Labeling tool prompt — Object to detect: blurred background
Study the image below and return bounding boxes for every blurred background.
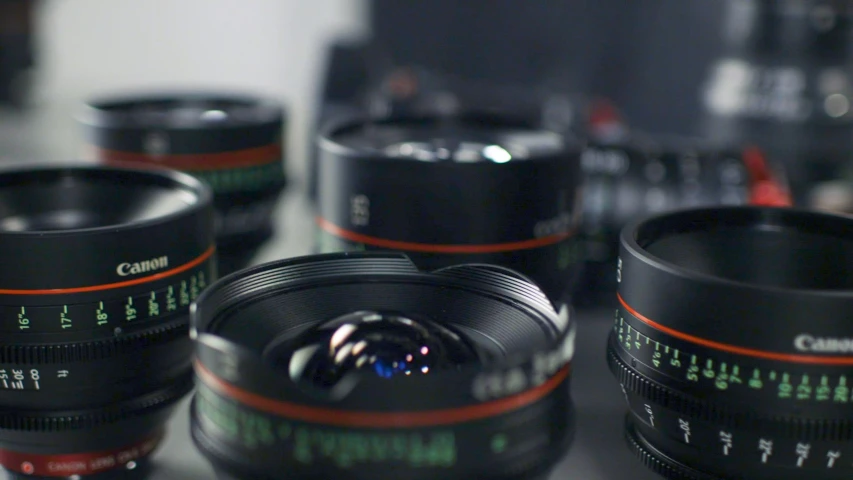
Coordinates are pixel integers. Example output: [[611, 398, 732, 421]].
[[1, 1, 851, 478]]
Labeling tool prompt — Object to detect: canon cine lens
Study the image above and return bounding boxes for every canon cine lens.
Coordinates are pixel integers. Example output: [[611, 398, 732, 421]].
[[0, 165, 215, 478], [578, 137, 791, 301], [190, 252, 575, 480], [79, 92, 286, 275], [607, 206, 853, 479], [315, 114, 583, 302]]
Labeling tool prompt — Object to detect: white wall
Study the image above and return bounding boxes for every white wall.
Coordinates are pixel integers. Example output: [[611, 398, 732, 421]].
[[28, 0, 368, 179]]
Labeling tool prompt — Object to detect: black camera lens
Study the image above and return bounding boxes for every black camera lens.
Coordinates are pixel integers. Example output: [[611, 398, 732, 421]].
[[315, 114, 583, 302], [0, 165, 215, 478], [607, 206, 853, 480], [190, 252, 575, 480], [78, 91, 286, 275], [701, 0, 853, 204], [577, 137, 783, 301]]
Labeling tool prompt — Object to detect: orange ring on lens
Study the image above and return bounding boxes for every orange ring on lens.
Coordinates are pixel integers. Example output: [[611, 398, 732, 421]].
[[0, 246, 215, 295], [93, 144, 281, 171], [316, 216, 575, 254], [618, 293, 853, 366], [195, 360, 570, 428]]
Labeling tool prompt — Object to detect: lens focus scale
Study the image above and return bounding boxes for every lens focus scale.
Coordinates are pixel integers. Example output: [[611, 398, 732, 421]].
[[0, 165, 216, 478], [190, 252, 575, 480], [608, 206, 853, 480]]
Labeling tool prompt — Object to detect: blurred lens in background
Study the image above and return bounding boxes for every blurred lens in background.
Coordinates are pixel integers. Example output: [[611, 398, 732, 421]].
[[0, 0, 35, 106], [78, 92, 287, 276], [315, 113, 584, 302], [576, 129, 791, 302], [701, 0, 853, 206]]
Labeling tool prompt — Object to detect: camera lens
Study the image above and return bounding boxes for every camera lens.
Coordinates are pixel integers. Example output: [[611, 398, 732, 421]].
[[607, 206, 853, 479], [190, 252, 575, 480], [701, 0, 853, 203], [78, 91, 286, 275], [315, 113, 583, 302], [0, 165, 215, 478], [578, 137, 760, 300]]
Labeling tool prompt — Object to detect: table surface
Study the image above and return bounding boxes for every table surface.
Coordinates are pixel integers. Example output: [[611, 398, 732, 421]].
[[0, 104, 663, 480]]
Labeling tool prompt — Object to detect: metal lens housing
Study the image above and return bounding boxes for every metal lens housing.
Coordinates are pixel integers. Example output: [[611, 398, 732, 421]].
[[190, 252, 575, 480], [79, 91, 287, 275], [608, 206, 853, 480], [0, 165, 216, 479], [315, 113, 584, 302]]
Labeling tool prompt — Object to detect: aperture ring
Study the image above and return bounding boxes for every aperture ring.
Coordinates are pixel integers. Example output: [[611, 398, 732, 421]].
[[0, 373, 192, 432], [608, 345, 853, 441]]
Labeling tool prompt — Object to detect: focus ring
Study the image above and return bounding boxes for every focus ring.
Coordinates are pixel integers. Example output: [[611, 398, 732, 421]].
[[0, 374, 192, 432], [0, 318, 188, 365], [607, 342, 853, 441], [624, 417, 713, 480]]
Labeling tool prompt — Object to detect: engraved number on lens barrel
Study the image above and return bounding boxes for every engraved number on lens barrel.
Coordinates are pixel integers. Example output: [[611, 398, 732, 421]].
[[719, 431, 733, 456], [612, 313, 853, 404], [1, 269, 209, 335], [350, 195, 370, 226]]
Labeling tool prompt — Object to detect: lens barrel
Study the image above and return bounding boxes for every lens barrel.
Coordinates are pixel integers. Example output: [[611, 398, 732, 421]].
[[0, 165, 216, 478], [315, 114, 583, 302], [190, 252, 575, 480], [578, 137, 754, 300], [607, 206, 853, 479], [78, 91, 286, 275]]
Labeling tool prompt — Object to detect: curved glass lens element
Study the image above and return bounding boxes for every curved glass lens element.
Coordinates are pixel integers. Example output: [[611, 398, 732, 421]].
[[284, 311, 479, 388]]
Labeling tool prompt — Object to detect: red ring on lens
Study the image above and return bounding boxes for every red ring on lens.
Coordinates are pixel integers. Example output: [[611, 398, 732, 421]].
[[195, 360, 571, 428], [0, 430, 163, 477], [0, 245, 215, 295], [316, 216, 576, 254], [619, 293, 853, 365], [92, 144, 282, 171]]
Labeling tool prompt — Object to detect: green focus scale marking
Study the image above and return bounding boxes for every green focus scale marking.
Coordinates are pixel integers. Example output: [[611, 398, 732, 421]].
[[195, 386, 459, 469], [192, 161, 285, 194], [612, 311, 851, 404], [0, 265, 211, 335]]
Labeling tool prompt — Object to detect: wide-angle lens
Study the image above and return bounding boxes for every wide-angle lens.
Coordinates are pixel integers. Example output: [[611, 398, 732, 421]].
[[607, 206, 853, 479], [315, 113, 584, 302], [78, 91, 286, 275], [190, 252, 575, 480], [0, 165, 215, 479]]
